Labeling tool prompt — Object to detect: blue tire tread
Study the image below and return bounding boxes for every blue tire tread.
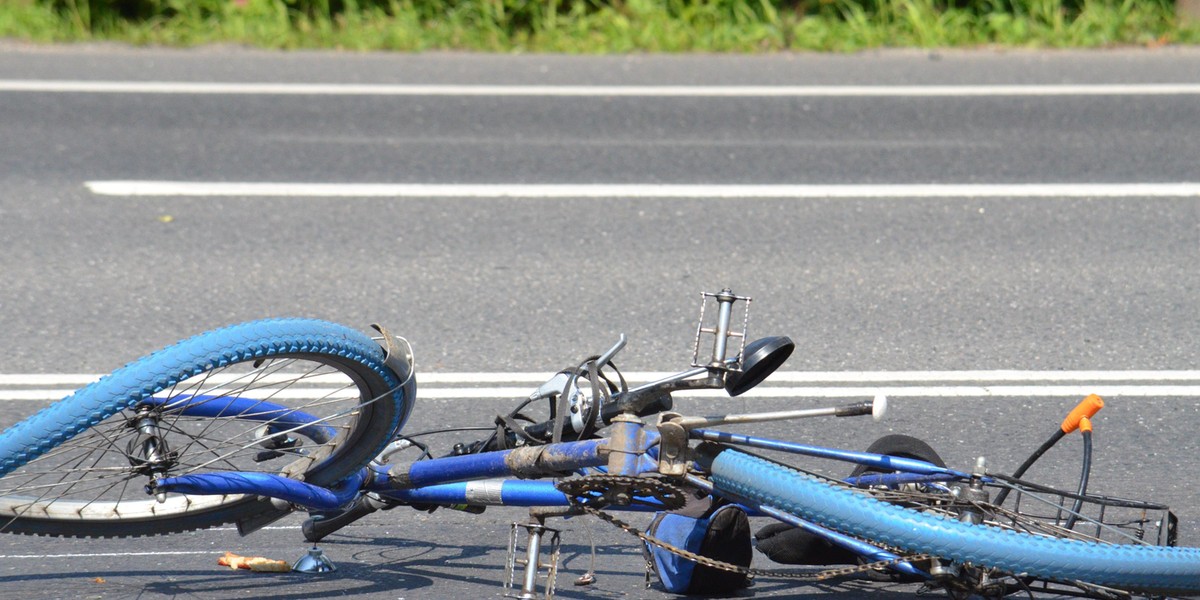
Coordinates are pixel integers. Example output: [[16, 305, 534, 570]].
[[711, 448, 1200, 594], [0, 319, 406, 483]]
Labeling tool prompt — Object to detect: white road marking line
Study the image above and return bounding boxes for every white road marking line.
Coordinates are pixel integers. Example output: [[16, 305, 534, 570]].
[[6, 371, 1199, 386], [0, 550, 215, 559], [85, 181, 1200, 199], [5, 80, 1200, 97], [9, 387, 1200, 400], [3, 372, 1199, 400], [718, 370, 1200, 382]]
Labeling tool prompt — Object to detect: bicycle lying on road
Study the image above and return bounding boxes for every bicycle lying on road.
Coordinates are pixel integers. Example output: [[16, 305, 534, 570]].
[[0, 290, 1196, 599]]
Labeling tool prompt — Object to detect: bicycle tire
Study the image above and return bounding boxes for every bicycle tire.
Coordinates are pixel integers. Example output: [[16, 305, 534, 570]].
[[0, 319, 412, 537], [708, 446, 1200, 596]]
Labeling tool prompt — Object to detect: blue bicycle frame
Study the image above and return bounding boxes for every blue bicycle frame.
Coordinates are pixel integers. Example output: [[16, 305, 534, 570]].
[[146, 289, 976, 584], [155, 408, 974, 580]]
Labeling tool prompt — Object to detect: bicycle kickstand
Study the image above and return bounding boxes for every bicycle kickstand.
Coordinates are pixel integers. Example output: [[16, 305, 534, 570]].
[[505, 510, 564, 599]]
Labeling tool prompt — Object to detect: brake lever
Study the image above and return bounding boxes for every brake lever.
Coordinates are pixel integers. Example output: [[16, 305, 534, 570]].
[[595, 333, 627, 370], [526, 334, 626, 402], [529, 372, 572, 401]]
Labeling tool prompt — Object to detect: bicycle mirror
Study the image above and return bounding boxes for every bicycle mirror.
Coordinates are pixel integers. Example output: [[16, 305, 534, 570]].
[[724, 336, 795, 397]]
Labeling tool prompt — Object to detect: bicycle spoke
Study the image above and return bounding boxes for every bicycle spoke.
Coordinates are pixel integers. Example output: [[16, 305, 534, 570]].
[[1, 361, 377, 505], [164, 359, 331, 459]]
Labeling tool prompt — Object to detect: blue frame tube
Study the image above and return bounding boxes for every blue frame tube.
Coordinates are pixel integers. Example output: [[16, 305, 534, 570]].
[[605, 418, 647, 476], [156, 468, 366, 511], [379, 438, 609, 489], [757, 504, 927, 577], [160, 394, 335, 443], [685, 475, 927, 578], [691, 429, 970, 478], [380, 480, 568, 506], [378, 479, 669, 510], [845, 472, 956, 488]]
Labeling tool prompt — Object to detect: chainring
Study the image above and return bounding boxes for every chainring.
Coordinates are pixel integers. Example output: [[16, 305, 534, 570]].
[[556, 475, 688, 511]]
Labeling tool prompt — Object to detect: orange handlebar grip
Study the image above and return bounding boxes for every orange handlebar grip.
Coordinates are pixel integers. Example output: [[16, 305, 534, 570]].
[[1061, 394, 1104, 434]]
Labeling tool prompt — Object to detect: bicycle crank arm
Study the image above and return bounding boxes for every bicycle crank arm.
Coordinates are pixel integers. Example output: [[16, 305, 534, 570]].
[[303, 493, 388, 542]]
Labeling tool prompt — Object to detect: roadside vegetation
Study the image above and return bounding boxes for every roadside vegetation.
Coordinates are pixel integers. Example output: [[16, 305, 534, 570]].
[[1, 0, 1196, 52]]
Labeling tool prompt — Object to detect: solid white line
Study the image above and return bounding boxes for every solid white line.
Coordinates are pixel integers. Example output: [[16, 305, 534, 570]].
[[408, 385, 1200, 398], [0, 375, 98, 386], [415, 370, 1200, 383], [746, 370, 1200, 383], [85, 181, 1200, 199], [0, 550, 214, 559], [5, 80, 1200, 97], [696, 385, 1200, 398], [6, 372, 1197, 401], [4, 371, 1199, 386], [5, 385, 1200, 401]]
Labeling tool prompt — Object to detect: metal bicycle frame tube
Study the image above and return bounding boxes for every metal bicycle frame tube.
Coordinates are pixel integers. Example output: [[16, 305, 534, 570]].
[[377, 479, 665, 510], [157, 468, 367, 511], [168, 394, 337, 443], [692, 429, 972, 479], [605, 415, 648, 476], [381, 438, 609, 489], [382, 480, 569, 506], [683, 475, 929, 578]]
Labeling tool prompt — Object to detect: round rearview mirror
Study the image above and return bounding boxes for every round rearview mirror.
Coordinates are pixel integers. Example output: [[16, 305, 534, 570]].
[[724, 336, 795, 397]]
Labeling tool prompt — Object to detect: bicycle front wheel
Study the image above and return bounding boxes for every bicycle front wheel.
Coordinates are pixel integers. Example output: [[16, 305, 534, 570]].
[[0, 319, 412, 537], [707, 446, 1200, 596]]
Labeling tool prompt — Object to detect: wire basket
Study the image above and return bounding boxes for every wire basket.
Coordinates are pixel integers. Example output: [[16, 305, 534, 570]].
[[988, 474, 1177, 548]]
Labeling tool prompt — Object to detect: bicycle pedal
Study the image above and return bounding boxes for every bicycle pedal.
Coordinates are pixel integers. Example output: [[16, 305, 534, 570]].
[[691, 288, 751, 371], [504, 522, 562, 599]]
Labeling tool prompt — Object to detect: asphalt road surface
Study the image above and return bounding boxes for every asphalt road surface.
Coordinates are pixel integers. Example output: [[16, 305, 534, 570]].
[[0, 45, 1197, 599]]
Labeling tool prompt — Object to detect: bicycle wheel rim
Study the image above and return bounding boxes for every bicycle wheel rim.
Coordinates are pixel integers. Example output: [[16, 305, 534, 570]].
[[0, 320, 406, 537]]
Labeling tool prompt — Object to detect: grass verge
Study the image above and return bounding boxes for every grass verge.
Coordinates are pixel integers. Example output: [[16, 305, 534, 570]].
[[1, 0, 1197, 52]]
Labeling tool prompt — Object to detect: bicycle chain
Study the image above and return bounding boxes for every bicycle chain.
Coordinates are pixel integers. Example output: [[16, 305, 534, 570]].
[[555, 475, 688, 511], [557, 475, 931, 582]]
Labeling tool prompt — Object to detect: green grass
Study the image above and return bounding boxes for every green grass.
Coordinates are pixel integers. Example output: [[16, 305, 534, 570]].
[[1, 0, 1197, 52]]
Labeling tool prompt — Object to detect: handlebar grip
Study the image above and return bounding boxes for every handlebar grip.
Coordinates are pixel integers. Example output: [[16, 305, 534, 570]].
[[302, 495, 382, 543], [524, 420, 552, 441], [523, 390, 675, 440], [601, 391, 673, 424], [1061, 394, 1104, 434], [834, 401, 875, 417]]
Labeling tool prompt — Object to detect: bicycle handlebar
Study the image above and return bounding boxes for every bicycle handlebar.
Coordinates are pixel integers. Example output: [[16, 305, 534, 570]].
[[1060, 394, 1104, 434]]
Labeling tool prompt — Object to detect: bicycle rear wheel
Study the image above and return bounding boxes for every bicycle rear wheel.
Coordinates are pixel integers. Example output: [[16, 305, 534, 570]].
[[0, 319, 412, 537], [706, 445, 1200, 597]]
